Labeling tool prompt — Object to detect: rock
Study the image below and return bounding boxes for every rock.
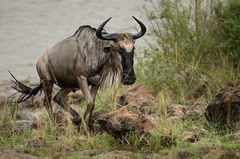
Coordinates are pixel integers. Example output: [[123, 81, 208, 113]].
[[167, 104, 187, 117], [98, 106, 156, 138], [205, 81, 240, 127], [0, 146, 37, 159], [117, 86, 157, 115], [97, 86, 157, 138], [182, 131, 199, 143]]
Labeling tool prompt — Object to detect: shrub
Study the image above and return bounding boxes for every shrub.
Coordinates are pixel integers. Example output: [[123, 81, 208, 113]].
[[215, 0, 240, 67], [137, 0, 238, 102]]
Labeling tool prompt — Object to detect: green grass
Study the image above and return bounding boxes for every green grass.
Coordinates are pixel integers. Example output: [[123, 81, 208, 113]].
[[1, 94, 240, 159]]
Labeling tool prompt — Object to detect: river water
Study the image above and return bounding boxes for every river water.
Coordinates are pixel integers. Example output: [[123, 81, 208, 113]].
[[0, 0, 147, 81]]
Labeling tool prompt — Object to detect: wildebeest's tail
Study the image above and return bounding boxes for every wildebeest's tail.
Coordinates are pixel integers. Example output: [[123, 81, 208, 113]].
[[9, 71, 42, 103]]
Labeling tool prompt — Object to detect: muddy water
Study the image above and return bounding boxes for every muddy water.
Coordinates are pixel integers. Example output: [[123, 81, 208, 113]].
[[0, 0, 147, 81]]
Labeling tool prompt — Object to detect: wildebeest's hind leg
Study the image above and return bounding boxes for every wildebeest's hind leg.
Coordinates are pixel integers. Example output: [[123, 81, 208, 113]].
[[42, 80, 55, 126], [53, 88, 82, 127]]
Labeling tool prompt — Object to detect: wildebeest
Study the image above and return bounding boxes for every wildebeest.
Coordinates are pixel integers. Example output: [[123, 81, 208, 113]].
[[10, 16, 146, 129]]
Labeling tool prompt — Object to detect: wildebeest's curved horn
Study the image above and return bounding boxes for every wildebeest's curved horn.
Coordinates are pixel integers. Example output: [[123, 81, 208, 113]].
[[96, 17, 121, 41], [131, 16, 146, 39]]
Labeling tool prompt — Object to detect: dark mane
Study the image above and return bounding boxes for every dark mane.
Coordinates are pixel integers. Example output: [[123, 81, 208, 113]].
[[73, 25, 97, 36], [73, 25, 109, 37]]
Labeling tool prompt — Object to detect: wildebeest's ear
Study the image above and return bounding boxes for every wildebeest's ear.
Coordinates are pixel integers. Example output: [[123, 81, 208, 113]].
[[103, 46, 111, 53]]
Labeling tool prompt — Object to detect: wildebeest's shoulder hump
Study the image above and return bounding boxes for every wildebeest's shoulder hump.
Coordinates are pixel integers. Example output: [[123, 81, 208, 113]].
[[73, 25, 97, 36]]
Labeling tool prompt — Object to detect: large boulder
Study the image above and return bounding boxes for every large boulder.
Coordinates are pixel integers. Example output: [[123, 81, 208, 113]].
[[205, 81, 240, 126], [97, 86, 157, 138]]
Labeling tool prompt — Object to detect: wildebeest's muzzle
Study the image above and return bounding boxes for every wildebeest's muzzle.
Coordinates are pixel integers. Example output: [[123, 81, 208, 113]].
[[121, 52, 136, 85]]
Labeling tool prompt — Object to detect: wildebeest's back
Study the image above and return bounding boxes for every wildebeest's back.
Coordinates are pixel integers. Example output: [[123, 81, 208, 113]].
[[36, 26, 110, 88]]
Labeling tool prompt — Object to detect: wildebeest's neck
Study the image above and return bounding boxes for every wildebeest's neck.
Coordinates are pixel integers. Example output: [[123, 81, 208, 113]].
[[74, 26, 121, 85]]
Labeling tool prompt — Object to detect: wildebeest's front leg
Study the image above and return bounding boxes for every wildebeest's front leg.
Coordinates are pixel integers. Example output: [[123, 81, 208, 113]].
[[53, 88, 82, 127], [76, 76, 98, 128], [88, 85, 99, 126]]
